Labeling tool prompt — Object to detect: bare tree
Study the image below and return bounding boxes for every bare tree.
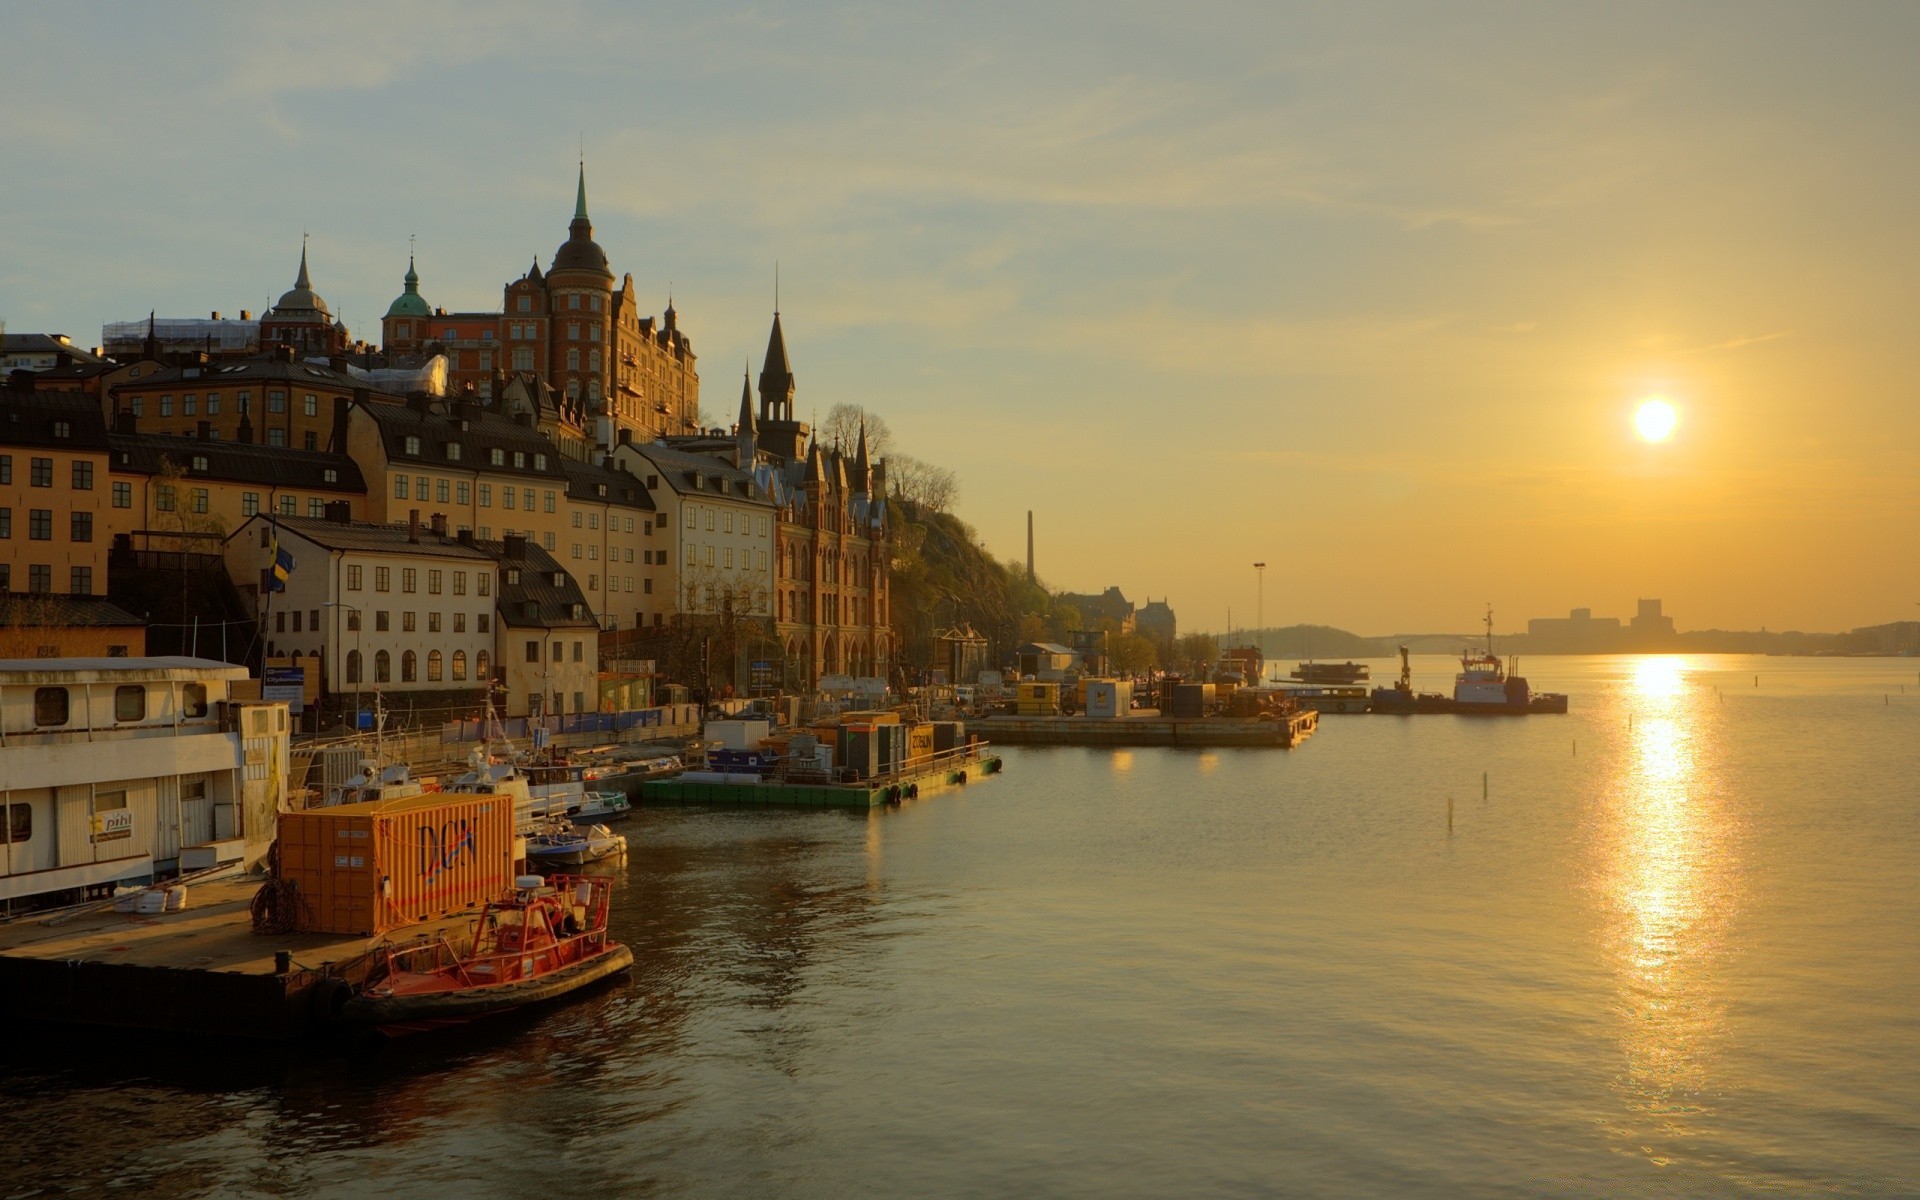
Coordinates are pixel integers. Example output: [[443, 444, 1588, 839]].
[[819, 404, 893, 458], [887, 454, 958, 513]]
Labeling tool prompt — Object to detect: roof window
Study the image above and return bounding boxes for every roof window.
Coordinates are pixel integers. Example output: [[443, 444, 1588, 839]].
[[404, 436, 421, 455], [446, 443, 462, 461]]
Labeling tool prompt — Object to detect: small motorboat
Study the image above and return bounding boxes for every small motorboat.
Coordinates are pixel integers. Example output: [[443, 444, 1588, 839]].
[[526, 821, 626, 867], [337, 873, 633, 1032], [569, 789, 633, 824]]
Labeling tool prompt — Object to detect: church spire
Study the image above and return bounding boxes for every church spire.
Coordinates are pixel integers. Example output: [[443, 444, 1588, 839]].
[[758, 311, 795, 421], [295, 240, 312, 291], [574, 162, 590, 222]]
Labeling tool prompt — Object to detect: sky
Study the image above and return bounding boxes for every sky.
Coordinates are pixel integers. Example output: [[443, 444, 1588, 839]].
[[3, 2, 1916, 636]]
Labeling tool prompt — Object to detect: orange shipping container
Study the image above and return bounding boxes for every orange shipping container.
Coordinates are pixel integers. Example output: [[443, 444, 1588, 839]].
[[276, 792, 516, 936]]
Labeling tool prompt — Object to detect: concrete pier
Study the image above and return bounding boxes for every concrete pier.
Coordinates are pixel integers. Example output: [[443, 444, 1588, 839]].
[[969, 711, 1317, 748]]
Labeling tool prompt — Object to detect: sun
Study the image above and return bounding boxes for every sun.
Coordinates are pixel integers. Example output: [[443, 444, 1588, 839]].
[[1634, 398, 1678, 442]]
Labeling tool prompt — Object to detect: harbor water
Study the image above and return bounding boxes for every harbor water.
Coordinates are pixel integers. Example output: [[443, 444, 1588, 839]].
[[3, 655, 1917, 1197]]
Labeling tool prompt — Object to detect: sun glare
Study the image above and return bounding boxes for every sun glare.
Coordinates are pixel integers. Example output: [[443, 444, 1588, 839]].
[[1635, 398, 1678, 442]]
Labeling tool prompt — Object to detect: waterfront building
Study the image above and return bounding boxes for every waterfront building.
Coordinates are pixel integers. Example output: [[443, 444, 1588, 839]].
[[379, 168, 700, 440], [223, 512, 496, 718], [613, 438, 776, 629], [481, 534, 601, 718], [1631, 598, 1676, 638], [1526, 606, 1625, 651], [0, 595, 146, 659], [1136, 598, 1177, 649], [1057, 586, 1137, 635], [106, 429, 369, 553], [0, 657, 290, 910], [0, 388, 112, 598], [345, 393, 659, 625]]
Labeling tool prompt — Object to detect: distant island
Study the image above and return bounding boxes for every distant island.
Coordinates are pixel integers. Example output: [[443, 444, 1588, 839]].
[[1214, 619, 1920, 659]]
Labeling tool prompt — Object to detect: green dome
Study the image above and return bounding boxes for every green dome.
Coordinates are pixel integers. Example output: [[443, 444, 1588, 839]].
[[385, 256, 430, 318]]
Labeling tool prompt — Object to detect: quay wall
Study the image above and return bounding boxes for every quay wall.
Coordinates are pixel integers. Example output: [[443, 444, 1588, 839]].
[[971, 714, 1316, 748]]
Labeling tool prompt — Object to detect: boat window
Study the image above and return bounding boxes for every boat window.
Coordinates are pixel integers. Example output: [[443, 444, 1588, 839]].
[[33, 687, 68, 727], [182, 683, 208, 718], [7, 803, 29, 841], [114, 685, 146, 722]]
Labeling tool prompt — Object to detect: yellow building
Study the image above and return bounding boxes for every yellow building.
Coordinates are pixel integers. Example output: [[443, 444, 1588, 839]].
[[0, 388, 112, 597]]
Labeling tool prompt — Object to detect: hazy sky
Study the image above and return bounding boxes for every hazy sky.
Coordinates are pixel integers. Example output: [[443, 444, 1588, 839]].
[[4, 3, 1916, 634]]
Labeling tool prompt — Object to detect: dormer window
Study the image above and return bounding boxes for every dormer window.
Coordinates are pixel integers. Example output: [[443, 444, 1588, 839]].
[[596, 484, 607, 497], [490, 448, 505, 466], [404, 436, 421, 455], [446, 443, 461, 461], [570, 603, 584, 619], [323, 468, 338, 483], [192, 456, 209, 472], [533, 453, 547, 471], [513, 452, 526, 469], [505, 568, 520, 584], [52, 421, 71, 438]]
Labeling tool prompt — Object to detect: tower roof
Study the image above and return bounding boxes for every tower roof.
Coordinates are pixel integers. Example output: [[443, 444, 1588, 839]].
[[737, 371, 756, 435], [272, 243, 331, 318], [552, 164, 612, 278], [758, 311, 795, 415], [384, 253, 430, 318]]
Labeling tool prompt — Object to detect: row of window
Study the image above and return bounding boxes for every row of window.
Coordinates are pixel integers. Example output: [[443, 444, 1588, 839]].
[[344, 647, 484, 685], [346, 564, 492, 597], [0, 456, 76, 488], [0, 565, 92, 594], [684, 506, 769, 536], [684, 544, 768, 571], [525, 639, 589, 663], [279, 608, 489, 636], [28, 682, 207, 727], [0, 508, 90, 542], [398, 439, 548, 473]]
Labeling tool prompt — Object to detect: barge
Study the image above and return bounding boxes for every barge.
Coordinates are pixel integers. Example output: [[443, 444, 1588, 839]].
[[971, 709, 1317, 748]]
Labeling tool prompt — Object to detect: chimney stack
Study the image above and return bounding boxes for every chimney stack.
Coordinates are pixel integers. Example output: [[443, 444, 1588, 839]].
[[408, 509, 420, 543], [1026, 510, 1035, 584], [197, 420, 211, 440], [430, 512, 447, 537], [504, 533, 526, 561]]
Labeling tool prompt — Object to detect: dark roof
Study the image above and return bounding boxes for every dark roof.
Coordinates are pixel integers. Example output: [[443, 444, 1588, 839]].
[[475, 537, 598, 629], [0, 389, 111, 450], [110, 433, 366, 492], [32, 362, 119, 382], [235, 514, 495, 560], [0, 594, 145, 628], [3, 334, 107, 365], [359, 399, 568, 481], [758, 313, 793, 399], [119, 356, 363, 390], [559, 457, 654, 511], [627, 442, 771, 503]]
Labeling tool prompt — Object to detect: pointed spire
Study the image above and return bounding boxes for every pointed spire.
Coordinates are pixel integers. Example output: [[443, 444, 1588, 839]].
[[758, 311, 795, 420], [295, 243, 312, 290], [737, 371, 756, 435], [853, 417, 871, 492], [574, 162, 590, 221]]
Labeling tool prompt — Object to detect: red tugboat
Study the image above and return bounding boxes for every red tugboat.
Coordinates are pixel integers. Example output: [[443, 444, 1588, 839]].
[[338, 873, 633, 1033]]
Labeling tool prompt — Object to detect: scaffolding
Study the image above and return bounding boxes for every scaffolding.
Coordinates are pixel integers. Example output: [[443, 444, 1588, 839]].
[[102, 317, 260, 358]]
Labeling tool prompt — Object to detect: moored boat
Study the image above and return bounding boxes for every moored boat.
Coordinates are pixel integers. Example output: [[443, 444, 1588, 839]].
[[337, 873, 632, 1032], [526, 821, 627, 867]]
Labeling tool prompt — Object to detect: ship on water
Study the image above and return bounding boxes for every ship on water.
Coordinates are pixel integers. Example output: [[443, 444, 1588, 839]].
[[1371, 610, 1568, 715]]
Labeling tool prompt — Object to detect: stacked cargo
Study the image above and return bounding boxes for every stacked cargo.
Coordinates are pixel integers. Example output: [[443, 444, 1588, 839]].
[[1169, 683, 1215, 718], [276, 793, 515, 936], [1084, 680, 1133, 719]]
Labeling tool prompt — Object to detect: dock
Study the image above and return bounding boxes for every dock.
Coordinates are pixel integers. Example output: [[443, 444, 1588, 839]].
[[0, 877, 476, 1040], [969, 710, 1317, 748], [643, 745, 1005, 809]]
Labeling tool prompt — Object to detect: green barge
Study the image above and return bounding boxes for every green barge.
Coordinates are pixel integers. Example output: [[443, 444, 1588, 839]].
[[641, 744, 1005, 809]]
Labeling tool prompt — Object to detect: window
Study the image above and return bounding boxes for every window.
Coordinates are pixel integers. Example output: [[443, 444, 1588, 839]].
[[534, 454, 547, 471], [182, 682, 208, 717], [479, 483, 492, 507], [309, 498, 325, 517], [543, 490, 556, 513], [686, 508, 697, 530], [0, 456, 9, 484], [588, 545, 598, 560], [375, 611, 390, 632], [9, 803, 32, 843], [588, 512, 599, 530], [279, 495, 296, 516], [490, 449, 505, 466], [454, 612, 466, 633], [375, 566, 391, 592], [436, 480, 450, 503], [478, 573, 491, 597], [70, 511, 94, 542], [208, 394, 221, 415], [517, 296, 531, 313], [268, 392, 287, 413], [347, 564, 363, 590], [305, 395, 319, 418], [34, 687, 69, 726], [526, 640, 540, 663], [30, 458, 53, 487], [573, 641, 584, 663], [0, 507, 8, 537], [452, 650, 467, 681], [685, 545, 696, 567], [241, 491, 258, 515], [115, 684, 146, 722], [346, 650, 362, 683], [183, 396, 197, 416], [402, 612, 416, 632], [572, 511, 584, 529], [396, 477, 409, 499], [428, 612, 441, 633], [476, 649, 490, 680], [552, 641, 563, 663], [29, 509, 52, 540], [453, 571, 467, 596], [160, 396, 173, 416], [417, 476, 429, 500], [457, 481, 470, 504], [304, 432, 318, 451], [73, 461, 94, 490], [588, 573, 597, 591], [402, 568, 417, 593], [502, 488, 515, 510], [478, 614, 490, 634], [28, 565, 51, 593], [375, 650, 391, 683], [724, 512, 734, 534], [706, 510, 715, 531], [192, 489, 209, 514], [567, 349, 580, 371], [428, 569, 442, 594], [427, 650, 442, 682], [513, 453, 526, 470], [70, 566, 92, 594], [267, 429, 285, 447], [705, 546, 715, 567], [513, 347, 533, 371], [275, 613, 285, 633], [542, 532, 556, 552], [445, 442, 462, 463], [345, 609, 361, 631]]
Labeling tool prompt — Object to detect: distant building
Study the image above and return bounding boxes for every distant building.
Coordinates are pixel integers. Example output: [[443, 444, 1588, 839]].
[[1136, 598, 1176, 647], [2, 333, 106, 375], [1015, 642, 1076, 680], [0, 387, 113, 598], [1631, 598, 1675, 638], [1527, 607, 1623, 645], [1058, 586, 1136, 634], [0, 594, 146, 658], [483, 534, 601, 718]]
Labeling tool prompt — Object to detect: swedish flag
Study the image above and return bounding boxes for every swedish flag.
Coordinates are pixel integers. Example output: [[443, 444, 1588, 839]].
[[268, 527, 296, 592]]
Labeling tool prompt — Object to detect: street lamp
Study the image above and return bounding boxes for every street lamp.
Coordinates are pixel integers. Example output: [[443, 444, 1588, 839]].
[[323, 600, 362, 725], [1253, 562, 1266, 671]]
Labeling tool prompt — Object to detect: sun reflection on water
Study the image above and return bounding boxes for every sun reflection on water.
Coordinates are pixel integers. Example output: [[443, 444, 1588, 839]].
[[1602, 657, 1740, 1144]]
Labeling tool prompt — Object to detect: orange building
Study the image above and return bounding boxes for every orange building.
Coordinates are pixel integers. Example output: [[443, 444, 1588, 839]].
[[0, 387, 112, 597]]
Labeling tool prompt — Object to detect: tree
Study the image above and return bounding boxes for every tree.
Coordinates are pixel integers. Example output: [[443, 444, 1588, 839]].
[[887, 454, 958, 513], [820, 403, 893, 458], [1174, 632, 1219, 677]]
